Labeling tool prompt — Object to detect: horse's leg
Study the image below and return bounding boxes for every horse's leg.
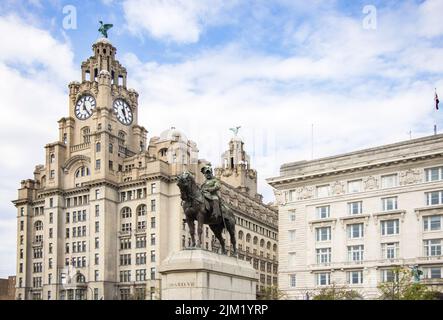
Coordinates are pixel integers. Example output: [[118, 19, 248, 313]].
[[226, 215, 237, 256], [186, 213, 196, 247], [197, 211, 205, 248], [210, 224, 226, 255]]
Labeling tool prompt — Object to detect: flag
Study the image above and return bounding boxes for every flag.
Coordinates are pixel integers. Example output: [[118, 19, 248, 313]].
[[436, 90, 440, 110]]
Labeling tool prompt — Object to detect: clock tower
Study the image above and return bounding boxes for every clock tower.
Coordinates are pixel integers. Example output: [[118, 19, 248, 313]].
[[57, 37, 147, 185]]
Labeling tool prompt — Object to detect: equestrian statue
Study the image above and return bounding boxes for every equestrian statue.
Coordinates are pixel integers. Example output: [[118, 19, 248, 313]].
[[177, 165, 237, 255]]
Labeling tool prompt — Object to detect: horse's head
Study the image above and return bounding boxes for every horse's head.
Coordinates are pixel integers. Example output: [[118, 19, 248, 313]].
[[177, 171, 195, 189]]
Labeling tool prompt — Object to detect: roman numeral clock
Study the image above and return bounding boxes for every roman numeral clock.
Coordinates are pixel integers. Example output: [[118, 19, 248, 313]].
[[74, 95, 133, 126], [75, 95, 96, 120], [113, 98, 133, 125]]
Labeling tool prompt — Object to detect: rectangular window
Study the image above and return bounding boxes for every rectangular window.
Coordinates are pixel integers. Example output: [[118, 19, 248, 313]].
[[315, 227, 331, 242], [288, 230, 296, 242], [347, 271, 363, 285], [151, 199, 156, 212], [427, 267, 442, 279], [316, 185, 330, 198], [426, 191, 443, 206], [347, 223, 364, 239], [425, 167, 443, 182], [95, 237, 99, 249], [424, 215, 442, 231], [381, 242, 399, 259], [151, 183, 157, 194], [347, 180, 362, 193], [95, 270, 99, 281], [288, 190, 296, 202], [288, 252, 296, 267], [347, 245, 364, 262], [95, 160, 101, 170], [316, 206, 330, 219], [95, 205, 99, 217], [424, 239, 442, 256], [95, 221, 99, 233], [381, 219, 400, 235], [95, 189, 100, 199], [381, 269, 398, 282], [381, 174, 398, 189], [382, 197, 398, 211], [348, 201, 363, 215], [288, 210, 296, 222], [289, 274, 296, 288], [316, 248, 331, 265], [108, 160, 113, 170], [316, 273, 330, 286]]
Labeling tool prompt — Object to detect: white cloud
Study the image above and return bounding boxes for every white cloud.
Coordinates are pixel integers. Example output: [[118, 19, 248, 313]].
[[0, 14, 76, 277], [121, 1, 443, 203], [122, 0, 237, 43]]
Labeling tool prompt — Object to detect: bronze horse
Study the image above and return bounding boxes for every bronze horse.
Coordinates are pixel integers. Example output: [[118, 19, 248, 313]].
[[177, 171, 236, 255]]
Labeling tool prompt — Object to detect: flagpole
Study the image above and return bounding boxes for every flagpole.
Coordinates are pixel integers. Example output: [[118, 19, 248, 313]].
[[435, 88, 440, 135]]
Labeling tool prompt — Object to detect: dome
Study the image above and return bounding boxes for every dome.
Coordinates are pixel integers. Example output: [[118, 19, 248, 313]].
[[95, 37, 112, 45], [159, 127, 188, 143]]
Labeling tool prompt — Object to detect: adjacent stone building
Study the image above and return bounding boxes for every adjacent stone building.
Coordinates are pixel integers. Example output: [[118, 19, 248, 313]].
[[12, 38, 277, 300], [268, 135, 443, 299], [0, 276, 16, 300]]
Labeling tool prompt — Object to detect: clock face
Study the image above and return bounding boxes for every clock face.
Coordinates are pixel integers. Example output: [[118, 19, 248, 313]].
[[113, 99, 133, 125], [75, 95, 96, 120]]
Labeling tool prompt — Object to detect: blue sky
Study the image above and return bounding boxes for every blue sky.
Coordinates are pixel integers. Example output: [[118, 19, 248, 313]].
[[0, 0, 443, 277]]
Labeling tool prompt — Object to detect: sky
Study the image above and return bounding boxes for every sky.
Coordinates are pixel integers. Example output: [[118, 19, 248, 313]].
[[0, 0, 443, 277]]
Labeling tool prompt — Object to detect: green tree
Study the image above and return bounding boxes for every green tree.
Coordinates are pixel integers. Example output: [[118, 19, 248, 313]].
[[258, 285, 287, 300], [312, 283, 363, 300], [378, 266, 440, 300]]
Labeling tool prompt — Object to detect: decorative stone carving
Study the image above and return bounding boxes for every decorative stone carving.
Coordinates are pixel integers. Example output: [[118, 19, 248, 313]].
[[363, 176, 378, 191], [298, 186, 314, 200], [331, 181, 345, 195], [399, 169, 422, 185], [273, 189, 286, 205]]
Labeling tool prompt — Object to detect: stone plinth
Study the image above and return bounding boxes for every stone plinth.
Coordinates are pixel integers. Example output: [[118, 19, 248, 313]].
[[159, 249, 258, 300]]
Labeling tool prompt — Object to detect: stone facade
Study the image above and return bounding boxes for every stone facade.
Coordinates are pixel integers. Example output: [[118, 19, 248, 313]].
[[268, 134, 443, 299], [12, 38, 278, 300]]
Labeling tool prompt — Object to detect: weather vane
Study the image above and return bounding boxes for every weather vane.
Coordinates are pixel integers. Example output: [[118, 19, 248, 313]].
[[98, 21, 113, 38], [229, 126, 241, 136]]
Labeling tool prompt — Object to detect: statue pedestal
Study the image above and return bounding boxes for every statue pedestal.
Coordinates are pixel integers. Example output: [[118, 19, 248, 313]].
[[159, 249, 258, 300]]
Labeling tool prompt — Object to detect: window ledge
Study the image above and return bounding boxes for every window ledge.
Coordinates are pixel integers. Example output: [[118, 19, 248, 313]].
[[373, 210, 406, 224], [414, 205, 443, 218]]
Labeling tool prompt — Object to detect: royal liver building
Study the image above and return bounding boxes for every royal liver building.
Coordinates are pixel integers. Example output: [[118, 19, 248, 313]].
[[12, 38, 278, 300]]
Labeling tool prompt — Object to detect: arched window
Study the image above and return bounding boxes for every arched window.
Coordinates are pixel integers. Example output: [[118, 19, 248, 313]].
[[238, 230, 244, 240], [137, 205, 146, 216], [118, 131, 126, 146], [267, 241, 271, 250], [253, 236, 258, 245], [96, 142, 101, 153], [75, 166, 90, 178], [121, 207, 132, 219], [109, 143, 113, 153], [82, 127, 90, 143], [159, 148, 168, 157], [273, 244, 277, 252], [34, 221, 43, 231], [246, 233, 251, 243], [260, 239, 265, 248], [76, 273, 85, 283]]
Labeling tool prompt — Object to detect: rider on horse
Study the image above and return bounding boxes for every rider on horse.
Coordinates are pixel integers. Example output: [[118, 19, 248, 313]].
[[200, 164, 222, 221]]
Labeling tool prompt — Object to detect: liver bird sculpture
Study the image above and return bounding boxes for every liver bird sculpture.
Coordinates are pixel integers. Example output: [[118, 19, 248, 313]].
[[229, 126, 241, 136], [98, 21, 113, 38]]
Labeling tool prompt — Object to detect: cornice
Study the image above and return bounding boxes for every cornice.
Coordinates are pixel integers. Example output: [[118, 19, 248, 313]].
[[268, 151, 443, 187]]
